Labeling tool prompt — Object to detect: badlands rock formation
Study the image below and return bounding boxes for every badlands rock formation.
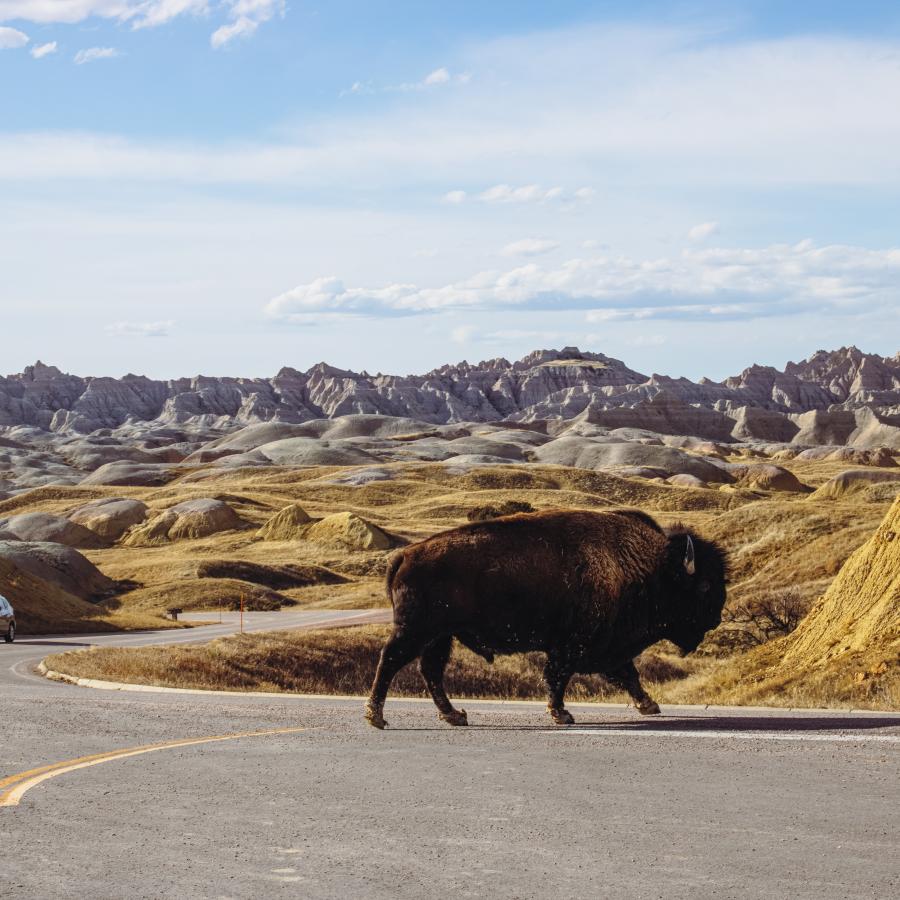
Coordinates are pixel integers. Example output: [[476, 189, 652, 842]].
[[0, 346, 897, 495], [0, 512, 108, 549], [257, 504, 314, 540], [780, 497, 900, 669], [304, 512, 395, 551], [68, 499, 149, 541], [810, 470, 900, 501], [1, 346, 897, 437], [123, 499, 246, 546], [0, 540, 115, 600]]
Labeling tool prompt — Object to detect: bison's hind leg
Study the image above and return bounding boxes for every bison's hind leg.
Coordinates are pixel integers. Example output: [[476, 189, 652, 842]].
[[543, 653, 575, 726], [366, 628, 424, 729], [420, 636, 467, 726]]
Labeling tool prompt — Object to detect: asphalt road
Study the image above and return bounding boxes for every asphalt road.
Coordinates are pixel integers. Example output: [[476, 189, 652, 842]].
[[2, 612, 898, 900]]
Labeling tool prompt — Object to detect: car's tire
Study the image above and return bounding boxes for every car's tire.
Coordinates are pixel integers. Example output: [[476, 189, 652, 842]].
[[4, 623, 13, 643]]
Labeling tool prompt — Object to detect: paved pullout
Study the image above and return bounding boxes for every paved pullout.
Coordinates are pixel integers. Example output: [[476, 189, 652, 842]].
[[2, 613, 898, 900]]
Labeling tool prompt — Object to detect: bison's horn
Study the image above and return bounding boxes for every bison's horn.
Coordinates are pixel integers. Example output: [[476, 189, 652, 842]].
[[684, 534, 696, 575]]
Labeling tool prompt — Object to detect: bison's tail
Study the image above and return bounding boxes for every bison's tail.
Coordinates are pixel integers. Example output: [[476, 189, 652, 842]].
[[384, 552, 404, 608]]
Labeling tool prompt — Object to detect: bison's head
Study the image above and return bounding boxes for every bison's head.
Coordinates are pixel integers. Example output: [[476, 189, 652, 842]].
[[663, 529, 728, 653]]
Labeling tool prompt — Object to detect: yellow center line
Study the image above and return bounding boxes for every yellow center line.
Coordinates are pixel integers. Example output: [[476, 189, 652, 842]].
[[0, 726, 306, 808]]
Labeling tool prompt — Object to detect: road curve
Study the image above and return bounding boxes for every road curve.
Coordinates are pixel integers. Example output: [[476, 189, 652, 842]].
[[2, 610, 898, 900]]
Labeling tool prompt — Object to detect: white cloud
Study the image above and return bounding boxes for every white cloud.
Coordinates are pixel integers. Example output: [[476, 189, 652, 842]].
[[343, 65, 473, 98], [0, 25, 28, 47], [265, 241, 900, 323], [132, 0, 208, 29], [501, 238, 559, 257], [211, 16, 256, 48], [211, 0, 283, 48], [30, 40, 56, 58], [410, 67, 469, 89], [5, 27, 900, 190], [0, 0, 277, 46], [0, 1, 132, 24], [0, 0, 205, 27], [341, 80, 374, 97], [74, 46, 119, 64], [424, 67, 450, 86], [442, 190, 467, 204], [688, 221, 720, 242], [472, 185, 593, 205], [105, 320, 174, 337], [479, 184, 561, 204]]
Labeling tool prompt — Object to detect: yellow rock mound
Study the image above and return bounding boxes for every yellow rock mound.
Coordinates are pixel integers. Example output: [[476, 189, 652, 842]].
[[781, 497, 900, 669], [305, 512, 393, 551], [809, 469, 900, 501], [124, 499, 244, 546], [256, 504, 312, 540]]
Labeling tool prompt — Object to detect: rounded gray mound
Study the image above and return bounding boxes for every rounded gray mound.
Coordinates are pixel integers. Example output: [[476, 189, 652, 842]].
[[68, 498, 149, 540], [0, 539, 115, 600], [0, 512, 109, 549]]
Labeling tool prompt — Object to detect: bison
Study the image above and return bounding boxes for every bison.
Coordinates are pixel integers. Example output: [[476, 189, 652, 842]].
[[365, 509, 727, 729]]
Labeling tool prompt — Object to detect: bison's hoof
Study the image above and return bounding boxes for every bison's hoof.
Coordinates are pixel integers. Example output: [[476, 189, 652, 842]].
[[550, 708, 575, 725], [365, 705, 387, 729], [440, 708, 468, 727], [637, 699, 661, 716]]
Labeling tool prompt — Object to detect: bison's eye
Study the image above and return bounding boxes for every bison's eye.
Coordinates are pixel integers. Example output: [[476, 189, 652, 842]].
[[698, 580, 710, 593]]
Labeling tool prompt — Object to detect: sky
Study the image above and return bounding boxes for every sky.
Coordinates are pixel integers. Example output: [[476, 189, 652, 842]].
[[2, 1, 899, 381]]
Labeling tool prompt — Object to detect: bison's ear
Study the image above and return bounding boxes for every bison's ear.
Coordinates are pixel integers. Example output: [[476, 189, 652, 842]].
[[683, 534, 696, 575]]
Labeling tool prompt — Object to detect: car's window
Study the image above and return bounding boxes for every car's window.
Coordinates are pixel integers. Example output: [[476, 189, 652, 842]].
[[0, 595, 10, 614]]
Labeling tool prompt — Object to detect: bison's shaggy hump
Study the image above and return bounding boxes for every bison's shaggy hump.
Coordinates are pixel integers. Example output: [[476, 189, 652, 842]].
[[610, 508, 665, 532]]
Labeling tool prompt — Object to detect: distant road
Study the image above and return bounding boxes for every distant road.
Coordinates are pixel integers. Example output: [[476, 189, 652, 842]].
[[3, 610, 898, 900]]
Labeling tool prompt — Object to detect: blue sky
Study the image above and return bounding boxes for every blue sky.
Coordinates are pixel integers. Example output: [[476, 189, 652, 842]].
[[1, 1, 899, 380]]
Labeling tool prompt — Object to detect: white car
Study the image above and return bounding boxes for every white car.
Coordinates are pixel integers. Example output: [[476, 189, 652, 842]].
[[0, 594, 15, 643]]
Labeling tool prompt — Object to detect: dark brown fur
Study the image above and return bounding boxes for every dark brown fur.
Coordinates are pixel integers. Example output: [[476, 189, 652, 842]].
[[366, 509, 727, 728]]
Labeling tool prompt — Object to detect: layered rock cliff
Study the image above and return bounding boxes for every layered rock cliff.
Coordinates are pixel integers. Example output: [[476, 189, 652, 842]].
[[1, 346, 898, 446]]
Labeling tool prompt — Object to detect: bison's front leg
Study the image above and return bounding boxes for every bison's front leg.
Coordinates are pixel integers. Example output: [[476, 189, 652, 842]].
[[420, 636, 467, 726], [543, 654, 575, 725], [605, 660, 661, 715]]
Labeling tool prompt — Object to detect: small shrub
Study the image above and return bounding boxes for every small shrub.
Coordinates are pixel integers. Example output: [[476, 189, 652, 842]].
[[467, 500, 535, 522], [721, 588, 810, 646]]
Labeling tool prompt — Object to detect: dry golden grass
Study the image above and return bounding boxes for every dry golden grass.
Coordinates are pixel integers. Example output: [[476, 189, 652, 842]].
[[45, 624, 691, 704], [700, 499, 883, 616], [661, 641, 899, 710], [46, 621, 897, 711]]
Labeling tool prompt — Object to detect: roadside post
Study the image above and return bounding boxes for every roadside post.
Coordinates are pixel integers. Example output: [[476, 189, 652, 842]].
[[240, 594, 244, 634]]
